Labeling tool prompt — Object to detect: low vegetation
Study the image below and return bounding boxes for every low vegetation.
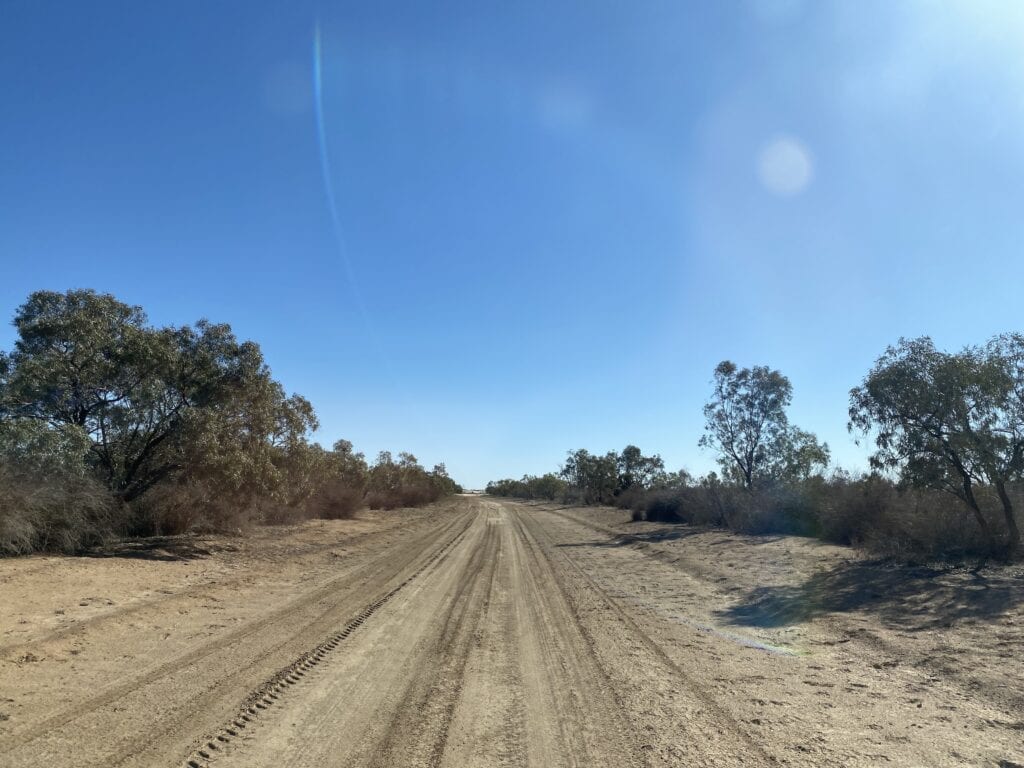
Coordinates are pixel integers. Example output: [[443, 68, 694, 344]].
[[490, 341, 1024, 561], [0, 289, 460, 555]]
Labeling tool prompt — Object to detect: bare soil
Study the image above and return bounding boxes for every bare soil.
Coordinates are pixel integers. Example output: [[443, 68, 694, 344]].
[[1, 496, 1021, 767]]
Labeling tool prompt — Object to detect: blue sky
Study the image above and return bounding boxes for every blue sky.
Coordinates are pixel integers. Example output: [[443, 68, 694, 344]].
[[3, 1, 1024, 487]]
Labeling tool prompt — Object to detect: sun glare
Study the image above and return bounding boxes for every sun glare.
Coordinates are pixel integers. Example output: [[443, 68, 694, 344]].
[[756, 136, 814, 197]]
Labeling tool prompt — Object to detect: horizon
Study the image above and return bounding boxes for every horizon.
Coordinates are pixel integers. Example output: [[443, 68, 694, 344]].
[[5, 1, 1024, 487]]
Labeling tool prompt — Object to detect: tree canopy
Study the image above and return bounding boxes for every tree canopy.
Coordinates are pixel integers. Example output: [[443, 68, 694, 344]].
[[849, 335, 1024, 553], [700, 361, 828, 488], [558, 446, 667, 505], [0, 290, 318, 505], [0, 289, 461, 548]]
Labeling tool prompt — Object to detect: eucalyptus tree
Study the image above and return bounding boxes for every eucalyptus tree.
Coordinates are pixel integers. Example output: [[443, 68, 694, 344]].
[[0, 418, 91, 477], [850, 335, 1024, 554], [485, 474, 564, 500], [327, 439, 369, 490], [700, 361, 828, 488], [560, 449, 619, 504], [616, 445, 666, 492], [0, 289, 317, 508]]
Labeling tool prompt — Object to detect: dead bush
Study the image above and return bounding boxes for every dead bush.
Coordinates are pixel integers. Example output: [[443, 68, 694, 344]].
[[308, 481, 363, 520], [261, 503, 312, 526], [364, 490, 394, 510], [640, 490, 686, 523], [625, 474, 1022, 561], [638, 485, 727, 526], [814, 474, 896, 545], [129, 481, 258, 536], [0, 465, 118, 555], [613, 486, 646, 511], [858, 488, 1003, 560], [365, 482, 442, 511]]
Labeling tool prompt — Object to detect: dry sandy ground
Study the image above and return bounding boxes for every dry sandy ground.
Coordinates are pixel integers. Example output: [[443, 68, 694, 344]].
[[1, 496, 1021, 767]]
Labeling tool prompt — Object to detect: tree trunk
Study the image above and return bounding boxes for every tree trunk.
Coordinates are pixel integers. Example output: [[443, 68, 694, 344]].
[[960, 476, 997, 554], [994, 480, 1021, 556]]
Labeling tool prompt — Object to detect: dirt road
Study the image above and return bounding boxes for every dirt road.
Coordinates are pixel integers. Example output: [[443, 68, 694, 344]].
[[1, 496, 1022, 767]]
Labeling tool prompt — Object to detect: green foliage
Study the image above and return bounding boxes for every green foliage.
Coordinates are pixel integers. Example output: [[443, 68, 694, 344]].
[[0, 289, 462, 551], [364, 451, 459, 510], [0, 290, 319, 506], [488, 446, 667, 505], [483, 341, 1024, 561], [486, 473, 566, 500], [0, 419, 91, 476], [700, 361, 829, 488], [850, 335, 1024, 553], [560, 449, 619, 504], [616, 444, 666, 492], [430, 462, 464, 496]]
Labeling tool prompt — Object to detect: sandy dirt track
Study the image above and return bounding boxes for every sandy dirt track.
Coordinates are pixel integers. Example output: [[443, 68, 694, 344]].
[[1, 496, 1022, 767]]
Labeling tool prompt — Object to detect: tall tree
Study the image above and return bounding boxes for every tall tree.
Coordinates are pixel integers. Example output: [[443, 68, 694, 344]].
[[850, 336, 1024, 554], [616, 445, 666, 491], [560, 449, 618, 504], [700, 361, 828, 488], [0, 290, 316, 504]]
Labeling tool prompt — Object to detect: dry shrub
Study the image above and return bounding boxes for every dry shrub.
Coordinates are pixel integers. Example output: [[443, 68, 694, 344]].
[[0, 465, 118, 554], [130, 481, 258, 535], [365, 482, 442, 511], [837, 484, 1007, 560], [560, 486, 585, 505], [129, 483, 205, 536], [613, 486, 646, 511], [638, 490, 684, 523], [639, 486, 726, 526], [308, 481, 363, 520], [628, 475, 1021, 560], [724, 485, 823, 537], [398, 483, 439, 508], [261, 503, 312, 526], [363, 490, 394, 510], [813, 474, 896, 545]]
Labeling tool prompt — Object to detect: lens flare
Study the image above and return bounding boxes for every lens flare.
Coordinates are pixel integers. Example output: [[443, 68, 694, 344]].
[[757, 135, 814, 196], [313, 23, 365, 312]]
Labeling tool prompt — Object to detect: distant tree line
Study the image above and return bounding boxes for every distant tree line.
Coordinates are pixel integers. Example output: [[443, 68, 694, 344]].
[[488, 445, 686, 505], [0, 289, 461, 554], [489, 338, 1024, 560]]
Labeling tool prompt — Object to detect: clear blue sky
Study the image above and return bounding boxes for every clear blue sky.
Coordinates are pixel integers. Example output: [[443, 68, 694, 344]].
[[3, 1, 1024, 488]]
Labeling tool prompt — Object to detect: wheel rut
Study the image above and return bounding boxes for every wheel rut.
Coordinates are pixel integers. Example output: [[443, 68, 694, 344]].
[[516, 507, 773, 765], [181, 516, 473, 768], [0, 507, 475, 767]]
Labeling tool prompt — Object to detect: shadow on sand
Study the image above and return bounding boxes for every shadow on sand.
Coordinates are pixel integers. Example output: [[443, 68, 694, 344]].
[[82, 536, 216, 562], [718, 560, 1024, 630], [556, 526, 707, 549]]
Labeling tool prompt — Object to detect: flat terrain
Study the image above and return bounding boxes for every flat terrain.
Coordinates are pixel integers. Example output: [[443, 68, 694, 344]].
[[1, 496, 1022, 767]]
